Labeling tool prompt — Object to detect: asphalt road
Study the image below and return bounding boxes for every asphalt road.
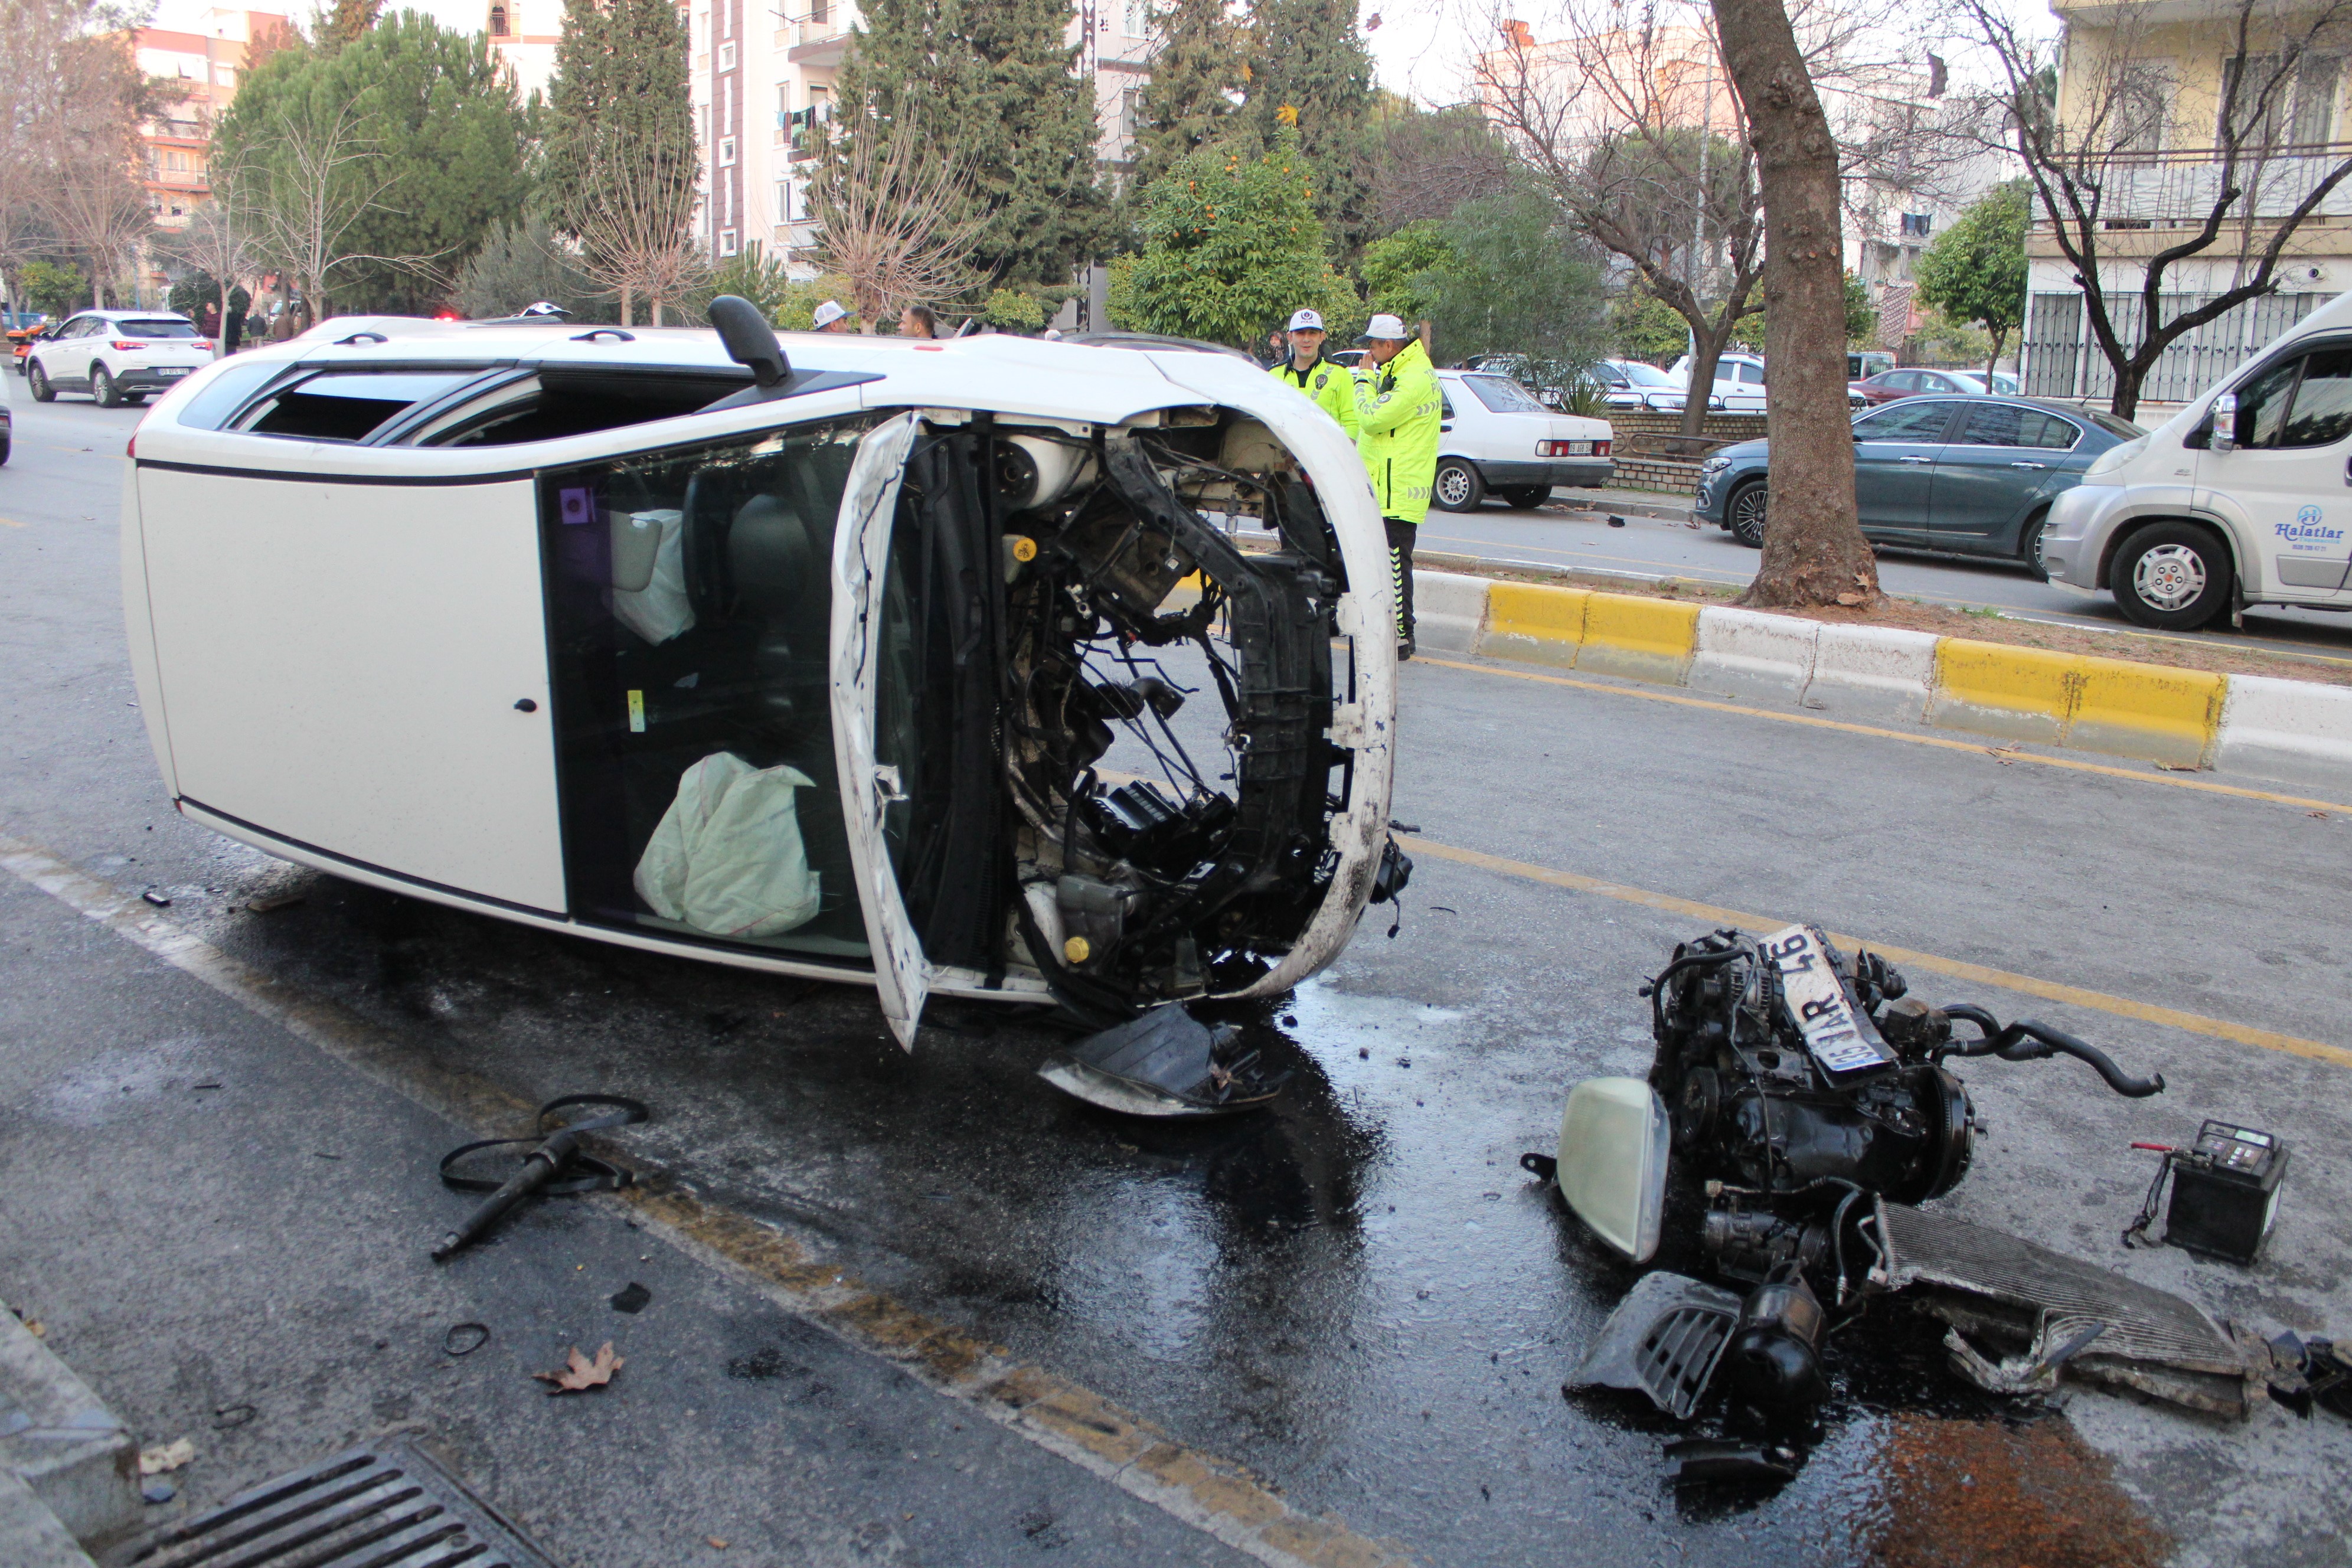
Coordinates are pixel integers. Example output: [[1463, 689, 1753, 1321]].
[[1415, 487, 2352, 672], [4, 378, 2350, 1567]]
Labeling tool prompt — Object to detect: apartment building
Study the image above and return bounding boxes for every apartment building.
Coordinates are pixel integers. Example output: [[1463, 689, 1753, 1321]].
[[1472, 18, 2001, 348], [2020, 0, 2352, 403], [128, 8, 292, 231], [486, 0, 562, 100], [679, 0, 1152, 289]]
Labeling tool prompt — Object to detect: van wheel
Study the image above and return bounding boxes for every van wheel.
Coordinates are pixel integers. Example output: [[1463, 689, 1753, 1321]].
[[28, 362, 54, 402], [1432, 458, 1485, 511], [2019, 511, 2049, 580], [2111, 521, 2233, 629], [1727, 480, 1768, 548]]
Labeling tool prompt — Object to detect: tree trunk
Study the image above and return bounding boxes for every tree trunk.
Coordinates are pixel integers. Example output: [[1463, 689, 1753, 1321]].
[[1986, 325, 2007, 381], [1679, 321, 1735, 437], [620, 284, 634, 326], [2112, 360, 2147, 422], [1710, 0, 1877, 609]]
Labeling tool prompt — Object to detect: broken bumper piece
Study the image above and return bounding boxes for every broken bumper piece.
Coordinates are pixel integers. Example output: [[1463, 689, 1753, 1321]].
[[1567, 1270, 1742, 1419], [1037, 1002, 1287, 1118]]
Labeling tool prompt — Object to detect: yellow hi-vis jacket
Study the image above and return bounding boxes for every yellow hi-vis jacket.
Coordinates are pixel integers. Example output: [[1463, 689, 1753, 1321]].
[[1269, 354, 1360, 439], [1355, 338, 1442, 526]]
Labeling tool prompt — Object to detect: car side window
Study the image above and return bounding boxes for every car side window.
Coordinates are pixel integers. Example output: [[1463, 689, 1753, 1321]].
[[2018, 411, 2082, 450], [1854, 400, 1955, 442], [2281, 347, 2352, 447], [1738, 363, 1765, 384], [1439, 390, 1455, 420], [2227, 355, 2302, 449], [1957, 404, 2024, 446]]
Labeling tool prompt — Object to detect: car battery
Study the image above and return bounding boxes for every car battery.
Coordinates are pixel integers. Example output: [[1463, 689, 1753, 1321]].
[[2164, 1121, 2289, 1265]]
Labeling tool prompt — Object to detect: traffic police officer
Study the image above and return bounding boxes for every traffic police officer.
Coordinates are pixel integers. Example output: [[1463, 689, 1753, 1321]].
[[1355, 313, 1440, 658], [1268, 309, 1358, 439]]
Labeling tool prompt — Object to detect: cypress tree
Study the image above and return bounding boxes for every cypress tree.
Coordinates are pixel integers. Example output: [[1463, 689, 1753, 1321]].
[[540, 0, 697, 242], [316, 0, 381, 51], [1242, 0, 1374, 253], [1129, 0, 1243, 190], [830, 0, 1110, 289]]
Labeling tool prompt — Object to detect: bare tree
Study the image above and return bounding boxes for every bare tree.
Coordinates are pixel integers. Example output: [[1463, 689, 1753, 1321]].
[[158, 161, 258, 351], [4, 0, 160, 308], [1711, 0, 1877, 609], [239, 99, 439, 320], [805, 114, 984, 329], [567, 117, 707, 326], [1952, 0, 2352, 419], [1474, 0, 1974, 435]]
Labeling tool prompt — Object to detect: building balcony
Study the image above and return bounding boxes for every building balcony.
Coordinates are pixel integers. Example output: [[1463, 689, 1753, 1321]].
[[2031, 143, 2352, 227], [787, 19, 850, 64]]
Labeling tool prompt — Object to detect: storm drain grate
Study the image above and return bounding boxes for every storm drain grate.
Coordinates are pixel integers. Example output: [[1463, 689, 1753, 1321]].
[[108, 1435, 560, 1568]]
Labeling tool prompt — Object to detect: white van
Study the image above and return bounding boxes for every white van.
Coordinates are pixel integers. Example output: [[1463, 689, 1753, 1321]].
[[2041, 290, 2352, 628]]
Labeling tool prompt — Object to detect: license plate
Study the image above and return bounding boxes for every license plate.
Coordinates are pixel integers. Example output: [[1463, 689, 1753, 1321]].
[[1761, 923, 1893, 1074], [1560, 440, 1592, 455], [158, 367, 190, 377]]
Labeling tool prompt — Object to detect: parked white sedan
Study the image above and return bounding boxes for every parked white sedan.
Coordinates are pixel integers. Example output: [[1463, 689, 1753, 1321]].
[[1432, 368, 1614, 510]]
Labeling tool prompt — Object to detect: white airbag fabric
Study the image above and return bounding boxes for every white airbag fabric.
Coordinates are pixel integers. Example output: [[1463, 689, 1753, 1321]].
[[610, 508, 694, 645], [633, 752, 820, 937]]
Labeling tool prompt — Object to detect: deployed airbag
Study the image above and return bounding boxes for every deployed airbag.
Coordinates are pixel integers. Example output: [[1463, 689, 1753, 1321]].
[[610, 508, 694, 645], [633, 752, 819, 937]]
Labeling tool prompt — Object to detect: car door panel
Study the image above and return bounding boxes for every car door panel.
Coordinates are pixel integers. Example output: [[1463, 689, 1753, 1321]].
[[1931, 404, 2083, 554], [829, 411, 933, 1048], [1851, 400, 1958, 542], [2196, 342, 2352, 600]]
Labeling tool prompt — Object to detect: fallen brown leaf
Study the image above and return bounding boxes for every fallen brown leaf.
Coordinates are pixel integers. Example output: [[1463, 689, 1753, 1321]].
[[2311, 811, 2331, 820], [1834, 592, 1863, 606], [22, 1318, 44, 1339], [533, 1341, 623, 1394], [705, 1537, 729, 1550]]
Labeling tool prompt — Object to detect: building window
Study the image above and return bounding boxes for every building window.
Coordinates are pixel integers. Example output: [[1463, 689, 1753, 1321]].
[[489, 3, 508, 34], [718, 40, 734, 69], [1899, 212, 1931, 239], [718, 135, 736, 166], [811, 0, 828, 24], [719, 228, 738, 256], [2217, 53, 2335, 146]]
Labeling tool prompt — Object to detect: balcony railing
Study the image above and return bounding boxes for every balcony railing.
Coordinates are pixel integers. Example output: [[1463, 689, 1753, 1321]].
[[2041, 142, 2352, 226]]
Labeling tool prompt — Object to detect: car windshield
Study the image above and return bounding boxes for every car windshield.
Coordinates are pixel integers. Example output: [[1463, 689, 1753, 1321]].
[[117, 319, 201, 338], [1619, 362, 1678, 387], [1464, 374, 1548, 414]]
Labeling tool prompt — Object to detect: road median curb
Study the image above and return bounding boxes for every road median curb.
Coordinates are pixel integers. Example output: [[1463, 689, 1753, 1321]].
[[1416, 570, 2349, 784]]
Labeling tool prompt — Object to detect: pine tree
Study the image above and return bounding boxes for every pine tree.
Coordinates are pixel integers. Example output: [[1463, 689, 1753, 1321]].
[[540, 0, 697, 244], [315, 0, 380, 51], [1242, 0, 1374, 254], [829, 0, 1110, 289], [1129, 0, 1243, 190]]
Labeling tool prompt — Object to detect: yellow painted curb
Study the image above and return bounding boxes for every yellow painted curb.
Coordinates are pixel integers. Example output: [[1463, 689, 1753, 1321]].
[[1579, 592, 1700, 685], [2070, 652, 2226, 766], [1482, 581, 1589, 668], [1930, 636, 2226, 765]]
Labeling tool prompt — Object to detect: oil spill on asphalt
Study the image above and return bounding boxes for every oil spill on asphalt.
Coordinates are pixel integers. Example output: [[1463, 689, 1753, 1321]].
[[185, 863, 2169, 1566]]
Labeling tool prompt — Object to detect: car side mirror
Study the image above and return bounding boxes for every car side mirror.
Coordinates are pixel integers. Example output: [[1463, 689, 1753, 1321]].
[[2209, 391, 2237, 453]]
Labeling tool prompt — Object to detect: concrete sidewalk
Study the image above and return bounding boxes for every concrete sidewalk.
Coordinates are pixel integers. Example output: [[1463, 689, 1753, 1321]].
[[0, 868, 1269, 1568]]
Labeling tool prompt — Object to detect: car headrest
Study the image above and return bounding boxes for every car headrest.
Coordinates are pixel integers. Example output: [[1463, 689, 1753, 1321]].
[[727, 492, 813, 612]]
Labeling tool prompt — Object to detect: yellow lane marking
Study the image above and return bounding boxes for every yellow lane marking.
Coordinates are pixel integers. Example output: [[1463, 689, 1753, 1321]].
[[0, 831, 1413, 1568], [1416, 655, 2352, 815], [0, 516, 22, 528], [1396, 835, 2352, 1072]]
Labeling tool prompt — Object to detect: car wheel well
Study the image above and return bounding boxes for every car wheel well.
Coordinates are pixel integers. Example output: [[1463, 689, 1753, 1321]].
[[2098, 514, 2237, 590]]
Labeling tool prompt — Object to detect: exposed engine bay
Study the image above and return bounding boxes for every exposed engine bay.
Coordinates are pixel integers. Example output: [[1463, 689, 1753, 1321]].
[[1530, 923, 2286, 1448], [877, 404, 1404, 1035]]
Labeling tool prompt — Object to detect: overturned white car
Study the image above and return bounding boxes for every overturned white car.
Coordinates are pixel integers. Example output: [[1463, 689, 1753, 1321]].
[[120, 304, 1402, 1048]]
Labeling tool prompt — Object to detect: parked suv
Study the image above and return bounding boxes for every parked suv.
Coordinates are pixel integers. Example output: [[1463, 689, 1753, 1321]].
[[26, 309, 211, 407]]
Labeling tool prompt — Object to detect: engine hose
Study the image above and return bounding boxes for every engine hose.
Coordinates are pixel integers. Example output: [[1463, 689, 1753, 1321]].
[[1642, 944, 1750, 1035], [1938, 1004, 2165, 1097]]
